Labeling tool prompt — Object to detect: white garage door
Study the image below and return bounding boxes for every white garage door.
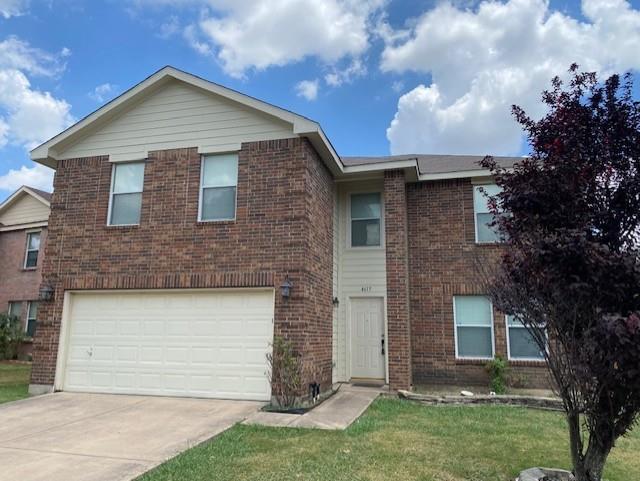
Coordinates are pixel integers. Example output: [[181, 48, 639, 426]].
[[61, 289, 274, 401]]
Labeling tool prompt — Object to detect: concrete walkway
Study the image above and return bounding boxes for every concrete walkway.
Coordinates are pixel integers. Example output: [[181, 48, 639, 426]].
[[243, 384, 381, 430], [0, 392, 260, 481]]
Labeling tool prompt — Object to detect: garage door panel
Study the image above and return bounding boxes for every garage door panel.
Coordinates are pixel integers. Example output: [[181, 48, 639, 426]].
[[62, 290, 274, 401]]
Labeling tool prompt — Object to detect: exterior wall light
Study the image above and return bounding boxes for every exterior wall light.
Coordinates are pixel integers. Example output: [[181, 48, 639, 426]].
[[280, 275, 293, 300], [39, 283, 54, 302], [332, 297, 340, 307]]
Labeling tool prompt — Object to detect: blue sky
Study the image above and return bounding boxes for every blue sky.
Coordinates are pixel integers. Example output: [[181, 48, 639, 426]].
[[1, 0, 640, 201]]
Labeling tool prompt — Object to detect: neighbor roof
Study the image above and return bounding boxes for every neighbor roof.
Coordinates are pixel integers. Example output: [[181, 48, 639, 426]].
[[343, 154, 523, 179], [0, 186, 51, 231], [0, 186, 51, 213]]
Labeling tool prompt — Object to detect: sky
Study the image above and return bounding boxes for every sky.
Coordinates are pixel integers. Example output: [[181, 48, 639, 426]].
[[1, 0, 640, 201]]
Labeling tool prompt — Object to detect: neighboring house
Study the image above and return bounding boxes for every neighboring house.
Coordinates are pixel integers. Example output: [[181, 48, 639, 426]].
[[0, 186, 51, 357], [27, 67, 548, 400]]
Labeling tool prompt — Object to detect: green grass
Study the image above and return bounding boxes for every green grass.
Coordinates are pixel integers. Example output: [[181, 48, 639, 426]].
[[0, 362, 31, 404], [139, 398, 639, 481]]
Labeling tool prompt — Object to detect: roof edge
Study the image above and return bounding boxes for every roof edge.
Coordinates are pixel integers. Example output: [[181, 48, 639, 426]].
[[30, 66, 345, 174]]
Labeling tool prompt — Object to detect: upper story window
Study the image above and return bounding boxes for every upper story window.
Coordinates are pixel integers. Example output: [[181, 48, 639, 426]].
[[506, 315, 547, 361], [108, 162, 145, 226], [473, 184, 502, 243], [24, 231, 41, 268], [199, 153, 238, 222], [350, 193, 382, 247], [454, 295, 494, 360]]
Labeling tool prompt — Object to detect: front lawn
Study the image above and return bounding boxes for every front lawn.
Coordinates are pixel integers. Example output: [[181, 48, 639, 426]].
[[139, 398, 639, 481], [0, 362, 31, 404]]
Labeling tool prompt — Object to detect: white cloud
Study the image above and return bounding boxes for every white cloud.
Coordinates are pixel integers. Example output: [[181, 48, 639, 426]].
[[391, 80, 404, 93], [159, 15, 180, 38], [295, 79, 319, 101], [0, 36, 74, 155], [325, 58, 367, 87], [0, 69, 74, 150], [0, 36, 68, 77], [0, 0, 29, 18], [89, 83, 117, 103], [0, 163, 54, 193], [183, 23, 212, 56], [382, 0, 640, 155], [187, 0, 385, 78]]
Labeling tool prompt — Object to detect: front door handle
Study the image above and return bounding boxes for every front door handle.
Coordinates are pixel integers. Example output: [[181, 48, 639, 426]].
[[381, 338, 385, 356]]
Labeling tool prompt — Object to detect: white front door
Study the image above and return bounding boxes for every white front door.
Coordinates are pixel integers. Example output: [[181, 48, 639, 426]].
[[350, 297, 385, 380], [60, 289, 275, 401]]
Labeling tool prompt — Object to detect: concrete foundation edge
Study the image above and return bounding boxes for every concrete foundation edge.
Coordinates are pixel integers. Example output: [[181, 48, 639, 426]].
[[28, 384, 54, 396]]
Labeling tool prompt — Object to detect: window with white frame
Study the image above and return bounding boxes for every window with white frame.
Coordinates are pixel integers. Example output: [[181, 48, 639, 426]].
[[24, 231, 41, 268], [26, 302, 38, 337], [506, 315, 546, 361], [454, 296, 494, 359], [473, 184, 502, 243], [350, 193, 381, 247], [199, 153, 238, 221], [8, 301, 22, 320], [108, 162, 145, 226]]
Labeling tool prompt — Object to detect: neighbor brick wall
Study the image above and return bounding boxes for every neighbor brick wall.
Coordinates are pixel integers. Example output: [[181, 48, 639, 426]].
[[0, 227, 47, 326], [406, 178, 550, 388], [31, 137, 334, 395], [384, 170, 412, 390]]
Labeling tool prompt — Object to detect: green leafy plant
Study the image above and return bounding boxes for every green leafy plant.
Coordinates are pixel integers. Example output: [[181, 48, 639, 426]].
[[266, 336, 302, 409], [486, 355, 509, 394], [0, 313, 25, 360]]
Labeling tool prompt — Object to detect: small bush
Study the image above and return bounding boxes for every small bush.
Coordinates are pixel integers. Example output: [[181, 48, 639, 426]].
[[0, 313, 25, 360], [266, 336, 302, 408], [486, 356, 510, 394]]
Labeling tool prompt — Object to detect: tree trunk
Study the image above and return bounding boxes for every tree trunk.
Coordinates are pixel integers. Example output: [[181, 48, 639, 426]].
[[568, 411, 613, 481]]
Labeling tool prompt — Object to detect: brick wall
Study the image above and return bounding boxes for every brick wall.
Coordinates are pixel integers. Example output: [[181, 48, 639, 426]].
[[406, 178, 550, 388], [0, 228, 47, 325], [384, 170, 412, 390], [32, 137, 334, 395]]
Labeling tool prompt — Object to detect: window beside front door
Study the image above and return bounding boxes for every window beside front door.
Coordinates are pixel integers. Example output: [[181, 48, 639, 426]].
[[8, 301, 22, 320], [506, 315, 547, 361], [473, 184, 503, 243], [108, 162, 145, 226], [199, 153, 238, 222], [350, 193, 382, 247], [24, 231, 41, 268], [454, 296, 495, 359], [26, 302, 38, 337]]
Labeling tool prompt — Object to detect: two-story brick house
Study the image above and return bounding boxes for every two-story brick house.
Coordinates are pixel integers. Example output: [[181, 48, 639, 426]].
[[27, 67, 548, 399], [0, 186, 51, 357]]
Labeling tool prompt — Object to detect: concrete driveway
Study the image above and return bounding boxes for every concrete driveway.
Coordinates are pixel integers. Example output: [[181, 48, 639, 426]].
[[0, 392, 261, 481]]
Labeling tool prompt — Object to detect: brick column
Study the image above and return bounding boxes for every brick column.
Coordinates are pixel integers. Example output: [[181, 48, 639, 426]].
[[384, 169, 412, 391]]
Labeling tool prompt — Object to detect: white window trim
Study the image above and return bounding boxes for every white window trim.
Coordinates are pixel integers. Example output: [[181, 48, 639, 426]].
[[26, 301, 37, 335], [473, 184, 501, 244], [347, 191, 384, 250], [453, 296, 495, 361], [505, 315, 548, 362], [107, 161, 145, 227], [197, 153, 238, 223], [23, 230, 41, 269]]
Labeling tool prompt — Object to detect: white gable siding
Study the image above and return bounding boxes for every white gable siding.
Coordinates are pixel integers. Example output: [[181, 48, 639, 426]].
[[59, 80, 295, 161], [0, 193, 49, 226]]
